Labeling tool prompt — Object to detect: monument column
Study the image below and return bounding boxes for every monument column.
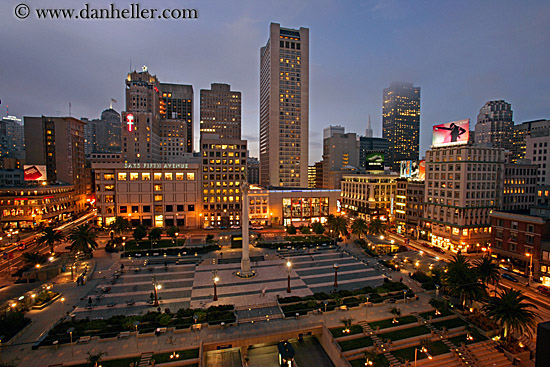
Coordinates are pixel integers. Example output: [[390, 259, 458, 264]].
[[239, 182, 253, 276]]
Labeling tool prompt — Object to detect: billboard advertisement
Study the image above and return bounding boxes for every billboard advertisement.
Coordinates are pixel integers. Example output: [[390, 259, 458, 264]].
[[364, 152, 384, 171], [432, 119, 469, 147], [24, 165, 47, 181], [400, 160, 425, 180]]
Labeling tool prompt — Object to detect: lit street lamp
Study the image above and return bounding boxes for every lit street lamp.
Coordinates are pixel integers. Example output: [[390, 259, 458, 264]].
[[212, 271, 219, 301], [526, 252, 533, 286], [286, 260, 292, 293], [333, 263, 340, 288], [67, 327, 75, 358], [415, 346, 432, 367]]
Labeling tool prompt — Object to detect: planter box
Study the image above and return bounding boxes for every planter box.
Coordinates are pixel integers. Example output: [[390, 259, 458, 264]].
[[32, 293, 61, 310]]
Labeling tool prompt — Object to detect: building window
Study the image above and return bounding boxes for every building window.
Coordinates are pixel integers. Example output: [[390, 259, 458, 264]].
[[154, 184, 162, 191], [143, 205, 151, 213], [131, 206, 139, 213], [154, 172, 162, 180], [177, 204, 184, 212], [527, 224, 534, 232], [118, 173, 127, 181], [511, 221, 518, 230], [165, 172, 173, 180], [130, 173, 139, 180], [188, 204, 195, 212], [176, 173, 184, 180], [154, 194, 163, 201], [526, 234, 534, 244], [187, 173, 195, 181], [510, 243, 516, 252], [104, 173, 114, 180], [142, 172, 151, 180], [119, 206, 127, 214], [165, 205, 173, 212]]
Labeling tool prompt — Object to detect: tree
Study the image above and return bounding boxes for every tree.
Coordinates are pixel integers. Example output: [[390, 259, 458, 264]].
[[367, 219, 386, 236], [286, 224, 297, 235], [351, 218, 368, 239], [312, 222, 325, 235], [133, 224, 147, 242], [205, 234, 214, 244], [23, 251, 47, 267], [389, 307, 401, 323], [166, 226, 179, 243], [443, 254, 486, 309], [474, 254, 500, 292], [299, 226, 311, 234], [327, 215, 348, 238], [483, 288, 540, 345], [86, 351, 106, 367], [148, 227, 162, 242], [68, 224, 98, 253], [110, 216, 131, 236], [36, 227, 64, 254], [340, 317, 354, 333], [363, 350, 377, 366]]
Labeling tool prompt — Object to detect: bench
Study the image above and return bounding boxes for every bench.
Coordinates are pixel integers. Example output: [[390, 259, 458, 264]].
[[78, 336, 91, 343], [118, 331, 130, 339]]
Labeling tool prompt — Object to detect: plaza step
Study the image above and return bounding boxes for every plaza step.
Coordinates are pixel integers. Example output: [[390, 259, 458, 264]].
[[420, 353, 463, 367], [517, 334, 536, 351], [465, 340, 514, 367], [137, 352, 154, 367]]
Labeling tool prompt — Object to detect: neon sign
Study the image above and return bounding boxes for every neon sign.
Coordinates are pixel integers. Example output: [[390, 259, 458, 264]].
[[126, 114, 134, 132]]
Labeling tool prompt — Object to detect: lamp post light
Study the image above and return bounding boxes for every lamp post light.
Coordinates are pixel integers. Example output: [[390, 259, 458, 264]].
[[133, 321, 140, 349], [415, 347, 432, 367], [175, 232, 179, 247], [403, 289, 407, 302], [67, 327, 75, 358], [365, 296, 370, 320], [212, 271, 219, 301], [286, 260, 292, 293], [526, 252, 533, 286], [333, 263, 340, 288]]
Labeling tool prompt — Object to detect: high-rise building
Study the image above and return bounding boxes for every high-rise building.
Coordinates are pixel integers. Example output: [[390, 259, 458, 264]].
[[502, 159, 537, 211], [323, 125, 345, 140], [475, 100, 514, 150], [322, 130, 359, 189], [200, 135, 247, 228], [122, 68, 162, 163], [0, 116, 25, 160], [395, 178, 425, 239], [200, 83, 241, 140], [260, 23, 309, 187], [365, 115, 373, 138], [160, 83, 194, 155], [424, 144, 505, 251], [526, 135, 550, 185], [24, 116, 90, 212], [247, 156, 259, 185], [382, 82, 421, 172], [511, 119, 550, 163], [83, 108, 121, 156]]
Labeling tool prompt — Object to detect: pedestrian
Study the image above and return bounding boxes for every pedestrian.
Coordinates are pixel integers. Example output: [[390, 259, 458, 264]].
[[400, 277, 403, 283]]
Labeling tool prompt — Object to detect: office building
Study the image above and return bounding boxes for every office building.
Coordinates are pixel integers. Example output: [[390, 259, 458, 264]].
[[92, 161, 200, 228], [382, 82, 420, 172], [341, 173, 398, 221], [502, 159, 537, 211], [475, 100, 514, 150], [201, 135, 247, 228], [314, 161, 323, 189], [308, 165, 317, 188], [160, 83, 194, 155], [122, 68, 162, 163], [526, 135, 550, 185], [83, 108, 122, 155], [322, 129, 359, 189], [24, 116, 90, 213], [247, 156, 259, 185], [0, 116, 25, 160], [200, 83, 241, 140], [490, 207, 550, 285], [395, 178, 425, 239], [0, 169, 23, 187], [260, 23, 309, 187], [424, 144, 505, 251], [359, 137, 389, 171], [511, 119, 550, 163]]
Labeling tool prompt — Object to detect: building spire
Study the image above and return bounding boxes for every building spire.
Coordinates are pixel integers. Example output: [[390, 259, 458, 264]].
[[365, 114, 373, 137]]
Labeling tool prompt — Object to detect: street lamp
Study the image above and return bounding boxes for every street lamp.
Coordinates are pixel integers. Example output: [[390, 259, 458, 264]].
[[175, 232, 179, 247], [365, 296, 370, 320], [133, 321, 140, 349], [526, 252, 533, 286], [403, 289, 407, 302], [286, 260, 292, 293], [333, 263, 340, 288], [67, 327, 75, 358], [415, 347, 432, 367], [212, 271, 219, 301]]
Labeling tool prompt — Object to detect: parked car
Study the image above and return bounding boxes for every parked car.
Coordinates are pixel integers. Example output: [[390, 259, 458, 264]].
[[250, 226, 264, 230], [501, 273, 519, 282], [204, 226, 214, 230], [537, 285, 550, 296], [230, 225, 241, 229]]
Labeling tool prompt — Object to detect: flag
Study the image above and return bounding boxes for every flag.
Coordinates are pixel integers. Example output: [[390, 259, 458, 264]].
[[111, 98, 117, 104]]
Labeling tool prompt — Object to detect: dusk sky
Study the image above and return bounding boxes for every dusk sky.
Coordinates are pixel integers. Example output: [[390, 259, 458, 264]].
[[1, 0, 549, 164]]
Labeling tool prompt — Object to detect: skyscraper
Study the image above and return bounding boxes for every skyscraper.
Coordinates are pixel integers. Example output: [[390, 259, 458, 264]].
[[160, 83, 194, 155], [200, 83, 241, 140], [365, 115, 373, 138], [83, 108, 121, 155], [475, 100, 514, 150], [260, 23, 309, 187], [382, 82, 420, 172]]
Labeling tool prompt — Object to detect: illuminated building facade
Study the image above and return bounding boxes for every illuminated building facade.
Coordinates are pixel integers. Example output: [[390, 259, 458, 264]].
[[502, 160, 537, 211], [475, 100, 514, 150], [526, 135, 550, 185], [511, 119, 550, 163], [201, 135, 247, 228], [382, 82, 420, 172], [200, 83, 241, 139], [160, 83, 194, 155], [424, 144, 505, 251], [260, 23, 309, 187], [0, 116, 25, 160], [92, 162, 200, 228], [341, 173, 398, 221], [322, 129, 359, 189], [395, 178, 425, 239]]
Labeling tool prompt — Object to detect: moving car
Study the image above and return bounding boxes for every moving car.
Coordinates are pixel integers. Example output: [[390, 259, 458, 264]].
[[537, 285, 550, 296], [501, 273, 518, 282]]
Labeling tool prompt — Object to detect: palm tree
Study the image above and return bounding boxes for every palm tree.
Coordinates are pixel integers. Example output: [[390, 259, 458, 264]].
[[474, 255, 500, 292], [483, 288, 540, 345], [340, 317, 354, 333], [367, 219, 386, 236], [330, 216, 349, 238], [23, 251, 47, 267], [36, 227, 64, 254], [68, 224, 98, 253], [351, 218, 368, 240], [443, 254, 486, 309], [110, 216, 131, 237]]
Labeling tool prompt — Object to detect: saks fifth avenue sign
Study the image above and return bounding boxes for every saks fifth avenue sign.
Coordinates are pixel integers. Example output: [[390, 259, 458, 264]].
[[123, 163, 190, 169]]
